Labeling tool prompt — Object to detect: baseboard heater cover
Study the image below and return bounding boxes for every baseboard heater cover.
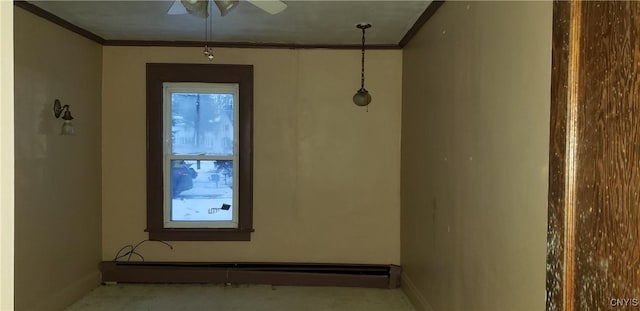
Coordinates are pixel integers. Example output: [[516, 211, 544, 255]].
[[99, 262, 401, 289]]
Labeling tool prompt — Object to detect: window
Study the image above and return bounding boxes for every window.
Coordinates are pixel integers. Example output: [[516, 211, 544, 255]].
[[164, 83, 238, 228], [146, 64, 253, 241]]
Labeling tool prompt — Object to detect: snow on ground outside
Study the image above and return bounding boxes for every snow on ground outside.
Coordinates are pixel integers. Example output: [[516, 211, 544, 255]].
[[171, 161, 233, 221]]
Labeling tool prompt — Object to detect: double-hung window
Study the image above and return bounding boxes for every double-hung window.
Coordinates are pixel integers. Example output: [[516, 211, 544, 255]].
[[163, 83, 239, 228], [146, 63, 253, 241]]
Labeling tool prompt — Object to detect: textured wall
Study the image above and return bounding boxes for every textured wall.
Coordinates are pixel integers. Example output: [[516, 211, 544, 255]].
[[14, 8, 103, 310], [102, 47, 402, 264], [400, 2, 552, 310]]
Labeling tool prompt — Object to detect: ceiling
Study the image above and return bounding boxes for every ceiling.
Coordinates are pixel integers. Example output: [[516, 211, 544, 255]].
[[27, 1, 432, 46]]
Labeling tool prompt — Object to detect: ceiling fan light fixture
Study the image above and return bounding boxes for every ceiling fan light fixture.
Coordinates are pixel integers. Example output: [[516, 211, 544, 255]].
[[214, 0, 240, 16]]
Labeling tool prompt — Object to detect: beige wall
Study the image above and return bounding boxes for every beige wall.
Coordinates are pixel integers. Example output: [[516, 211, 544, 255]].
[[14, 8, 103, 310], [401, 2, 551, 310], [0, 2, 14, 310], [102, 47, 402, 264]]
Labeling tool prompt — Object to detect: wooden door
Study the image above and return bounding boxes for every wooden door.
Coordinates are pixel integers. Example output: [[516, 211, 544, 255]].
[[548, 1, 640, 310]]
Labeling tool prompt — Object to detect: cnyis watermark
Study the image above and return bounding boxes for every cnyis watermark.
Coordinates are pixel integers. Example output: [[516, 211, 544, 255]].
[[610, 298, 640, 307]]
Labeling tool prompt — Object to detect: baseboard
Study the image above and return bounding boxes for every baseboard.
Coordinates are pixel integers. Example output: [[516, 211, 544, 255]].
[[401, 272, 434, 311], [100, 262, 401, 289], [31, 270, 101, 310]]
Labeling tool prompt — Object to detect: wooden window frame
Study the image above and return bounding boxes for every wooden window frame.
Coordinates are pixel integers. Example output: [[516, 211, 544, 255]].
[[146, 63, 254, 241]]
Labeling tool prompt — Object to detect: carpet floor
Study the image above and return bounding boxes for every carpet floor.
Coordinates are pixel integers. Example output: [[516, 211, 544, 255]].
[[66, 284, 416, 311]]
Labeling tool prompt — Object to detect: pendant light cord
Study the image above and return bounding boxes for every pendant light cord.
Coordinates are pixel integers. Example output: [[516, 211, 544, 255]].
[[360, 26, 366, 90]]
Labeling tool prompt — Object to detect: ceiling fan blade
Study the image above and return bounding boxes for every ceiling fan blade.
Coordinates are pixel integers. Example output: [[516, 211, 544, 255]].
[[247, 0, 287, 15], [180, 0, 209, 18], [214, 0, 240, 16], [167, 0, 187, 15]]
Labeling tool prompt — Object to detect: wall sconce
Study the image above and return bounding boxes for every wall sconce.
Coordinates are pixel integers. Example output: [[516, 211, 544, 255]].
[[53, 99, 75, 135]]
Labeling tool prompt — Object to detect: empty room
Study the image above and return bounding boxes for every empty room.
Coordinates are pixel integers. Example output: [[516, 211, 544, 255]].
[[1, 1, 639, 310]]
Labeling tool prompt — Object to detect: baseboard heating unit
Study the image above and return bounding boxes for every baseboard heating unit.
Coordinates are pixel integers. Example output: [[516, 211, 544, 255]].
[[99, 262, 401, 289]]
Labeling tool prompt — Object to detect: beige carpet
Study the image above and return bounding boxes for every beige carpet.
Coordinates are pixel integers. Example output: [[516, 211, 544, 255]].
[[66, 284, 416, 311]]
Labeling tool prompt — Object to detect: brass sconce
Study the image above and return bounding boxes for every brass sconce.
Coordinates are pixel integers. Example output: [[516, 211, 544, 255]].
[[53, 99, 75, 135]]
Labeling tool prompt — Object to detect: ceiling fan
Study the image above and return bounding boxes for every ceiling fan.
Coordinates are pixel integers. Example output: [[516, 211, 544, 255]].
[[167, 0, 287, 18]]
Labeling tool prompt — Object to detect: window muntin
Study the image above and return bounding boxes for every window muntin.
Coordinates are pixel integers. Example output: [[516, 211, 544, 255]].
[[163, 83, 239, 228]]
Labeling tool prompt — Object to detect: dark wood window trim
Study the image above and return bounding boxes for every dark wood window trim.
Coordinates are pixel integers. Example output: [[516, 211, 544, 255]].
[[146, 63, 254, 241]]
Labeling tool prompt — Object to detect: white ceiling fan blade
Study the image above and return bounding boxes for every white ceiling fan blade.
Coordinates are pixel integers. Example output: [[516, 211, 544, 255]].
[[214, 0, 240, 16], [180, 0, 209, 18], [167, 0, 187, 15], [247, 0, 287, 15]]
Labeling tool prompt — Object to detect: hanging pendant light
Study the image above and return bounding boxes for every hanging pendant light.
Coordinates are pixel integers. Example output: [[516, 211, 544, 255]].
[[353, 23, 372, 107]]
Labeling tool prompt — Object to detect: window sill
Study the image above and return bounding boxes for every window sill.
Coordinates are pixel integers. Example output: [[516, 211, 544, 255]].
[[146, 228, 254, 241]]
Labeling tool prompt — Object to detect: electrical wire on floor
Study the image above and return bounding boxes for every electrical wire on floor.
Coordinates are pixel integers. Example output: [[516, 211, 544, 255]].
[[113, 239, 174, 262]]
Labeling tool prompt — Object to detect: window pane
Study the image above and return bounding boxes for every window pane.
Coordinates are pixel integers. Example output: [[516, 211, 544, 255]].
[[170, 160, 234, 222], [171, 93, 234, 156]]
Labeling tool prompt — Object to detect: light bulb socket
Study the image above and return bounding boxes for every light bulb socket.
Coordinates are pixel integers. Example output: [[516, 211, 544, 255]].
[[61, 110, 74, 121]]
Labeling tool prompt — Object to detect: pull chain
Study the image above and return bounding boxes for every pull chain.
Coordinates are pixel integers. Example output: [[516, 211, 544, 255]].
[[203, 2, 213, 61]]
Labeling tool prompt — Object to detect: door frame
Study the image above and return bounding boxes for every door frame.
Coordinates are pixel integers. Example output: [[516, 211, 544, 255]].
[[547, 1, 580, 310]]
